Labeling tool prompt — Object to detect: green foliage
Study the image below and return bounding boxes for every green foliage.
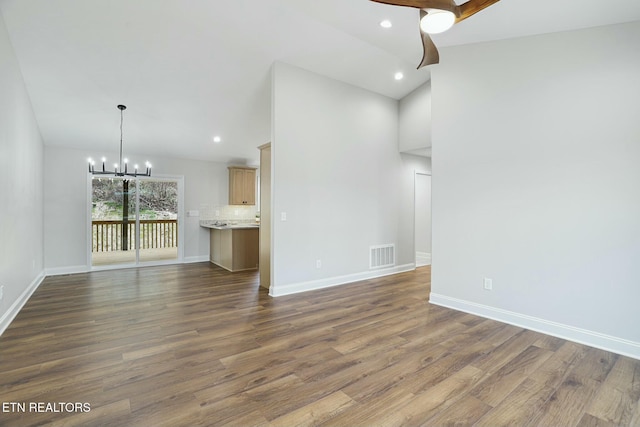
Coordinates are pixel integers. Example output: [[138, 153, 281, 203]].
[[92, 178, 178, 220]]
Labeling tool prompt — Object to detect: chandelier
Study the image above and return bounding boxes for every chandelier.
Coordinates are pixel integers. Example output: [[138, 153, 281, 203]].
[[88, 105, 151, 177]]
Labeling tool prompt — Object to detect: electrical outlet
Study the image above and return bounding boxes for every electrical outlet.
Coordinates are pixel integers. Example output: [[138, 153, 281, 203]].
[[316, 259, 322, 269], [234, 209, 239, 216], [281, 212, 287, 221], [0, 285, 4, 301], [483, 278, 493, 291]]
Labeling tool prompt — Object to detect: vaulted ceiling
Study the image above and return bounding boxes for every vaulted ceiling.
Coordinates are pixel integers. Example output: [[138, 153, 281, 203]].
[[2, 0, 640, 164]]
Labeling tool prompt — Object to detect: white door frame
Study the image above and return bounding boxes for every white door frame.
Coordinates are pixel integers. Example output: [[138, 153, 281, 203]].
[[414, 170, 432, 267]]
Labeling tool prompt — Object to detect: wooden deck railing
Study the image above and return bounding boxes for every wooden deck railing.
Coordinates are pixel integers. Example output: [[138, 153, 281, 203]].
[[92, 219, 178, 252]]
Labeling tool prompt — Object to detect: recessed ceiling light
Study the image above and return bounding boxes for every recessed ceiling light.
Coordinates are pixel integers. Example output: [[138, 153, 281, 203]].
[[213, 136, 221, 143], [380, 20, 392, 29], [394, 72, 404, 81]]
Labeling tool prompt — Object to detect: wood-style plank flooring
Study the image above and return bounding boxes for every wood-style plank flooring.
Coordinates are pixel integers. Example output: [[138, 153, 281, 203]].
[[1, 263, 639, 426]]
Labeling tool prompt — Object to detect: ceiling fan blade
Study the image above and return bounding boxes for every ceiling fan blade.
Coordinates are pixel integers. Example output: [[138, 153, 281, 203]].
[[455, 0, 500, 23], [369, 0, 439, 8], [370, 0, 458, 14], [417, 10, 439, 68]]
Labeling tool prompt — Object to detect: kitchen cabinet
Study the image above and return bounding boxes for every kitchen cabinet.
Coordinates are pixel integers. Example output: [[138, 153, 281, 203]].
[[209, 226, 259, 272], [228, 166, 256, 205], [210, 228, 222, 265]]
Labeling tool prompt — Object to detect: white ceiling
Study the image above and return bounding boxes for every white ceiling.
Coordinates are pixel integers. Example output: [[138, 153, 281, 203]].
[[2, 0, 640, 164]]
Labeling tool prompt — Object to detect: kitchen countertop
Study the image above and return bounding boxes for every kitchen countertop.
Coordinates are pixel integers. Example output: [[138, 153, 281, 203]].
[[200, 221, 259, 230]]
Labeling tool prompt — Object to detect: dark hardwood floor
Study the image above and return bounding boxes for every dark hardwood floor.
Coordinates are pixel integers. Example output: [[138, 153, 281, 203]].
[[0, 263, 639, 426]]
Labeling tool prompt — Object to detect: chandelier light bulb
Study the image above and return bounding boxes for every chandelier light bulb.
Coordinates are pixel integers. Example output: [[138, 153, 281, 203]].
[[420, 10, 456, 34]]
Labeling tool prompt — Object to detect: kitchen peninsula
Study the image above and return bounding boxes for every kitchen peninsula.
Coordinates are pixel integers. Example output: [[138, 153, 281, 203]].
[[201, 221, 259, 272]]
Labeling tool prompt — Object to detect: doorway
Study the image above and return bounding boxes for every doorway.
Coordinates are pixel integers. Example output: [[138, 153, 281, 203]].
[[90, 176, 182, 267], [415, 172, 432, 267]]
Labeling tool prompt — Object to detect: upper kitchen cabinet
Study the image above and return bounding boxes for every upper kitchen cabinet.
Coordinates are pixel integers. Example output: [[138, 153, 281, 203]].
[[228, 166, 257, 205]]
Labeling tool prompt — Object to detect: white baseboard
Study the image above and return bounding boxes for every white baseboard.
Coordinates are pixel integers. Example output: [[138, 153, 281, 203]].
[[416, 252, 431, 267], [429, 293, 640, 361], [183, 255, 210, 264], [45, 265, 90, 276], [270, 263, 416, 297], [0, 272, 46, 337]]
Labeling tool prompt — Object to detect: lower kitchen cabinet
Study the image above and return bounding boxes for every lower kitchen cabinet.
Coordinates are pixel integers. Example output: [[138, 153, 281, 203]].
[[210, 228, 259, 272]]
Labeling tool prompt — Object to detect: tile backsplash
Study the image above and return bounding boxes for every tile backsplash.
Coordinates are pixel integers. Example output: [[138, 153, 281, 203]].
[[200, 204, 258, 222]]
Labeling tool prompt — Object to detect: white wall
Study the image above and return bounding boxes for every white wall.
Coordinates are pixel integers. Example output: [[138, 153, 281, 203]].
[[0, 12, 45, 334], [399, 81, 431, 155], [44, 146, 231, 273], [270, 62, 428, 296], [430, 22, 640, 359]]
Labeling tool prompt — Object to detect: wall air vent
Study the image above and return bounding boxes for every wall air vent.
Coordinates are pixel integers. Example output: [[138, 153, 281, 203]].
[[370, 244, 395, 269]]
